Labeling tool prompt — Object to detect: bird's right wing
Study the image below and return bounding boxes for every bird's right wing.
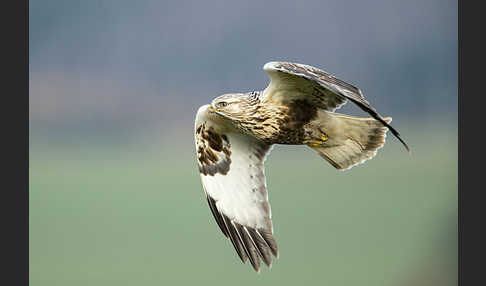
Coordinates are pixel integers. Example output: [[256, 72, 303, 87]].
[[194, 105, 278, 272]]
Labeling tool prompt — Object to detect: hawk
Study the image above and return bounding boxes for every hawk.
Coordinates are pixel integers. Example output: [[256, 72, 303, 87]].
[[194, 61, 409, 272]]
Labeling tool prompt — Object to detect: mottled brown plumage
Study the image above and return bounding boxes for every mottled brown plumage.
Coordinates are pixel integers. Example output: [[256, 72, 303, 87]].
[[216, 92, 320, 145], [196, 123, 231, 175]]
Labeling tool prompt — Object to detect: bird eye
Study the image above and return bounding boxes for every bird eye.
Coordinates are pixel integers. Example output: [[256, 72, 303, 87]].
[[217, 101, 228, 108]]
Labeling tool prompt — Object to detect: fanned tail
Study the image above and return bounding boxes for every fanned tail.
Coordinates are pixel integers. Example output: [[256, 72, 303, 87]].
[[308, 113, 392, 170]]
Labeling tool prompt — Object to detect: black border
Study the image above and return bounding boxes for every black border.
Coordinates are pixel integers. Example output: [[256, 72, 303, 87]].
[[4, 0, 29, 284], [459, 1, 483, 285]]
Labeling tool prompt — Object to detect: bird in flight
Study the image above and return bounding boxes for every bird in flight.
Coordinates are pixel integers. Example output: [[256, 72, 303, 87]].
[[194, 61, 409, 272]]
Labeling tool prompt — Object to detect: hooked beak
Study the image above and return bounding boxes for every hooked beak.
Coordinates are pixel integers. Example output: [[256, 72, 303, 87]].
[[209, 104, 224, 113]]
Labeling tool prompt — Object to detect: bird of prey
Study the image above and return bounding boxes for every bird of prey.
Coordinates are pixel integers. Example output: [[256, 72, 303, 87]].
[[194, 61, 409, 272]]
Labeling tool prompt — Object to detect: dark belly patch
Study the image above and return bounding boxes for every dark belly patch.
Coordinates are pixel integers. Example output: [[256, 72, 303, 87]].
[[274, 99, 318, 144]]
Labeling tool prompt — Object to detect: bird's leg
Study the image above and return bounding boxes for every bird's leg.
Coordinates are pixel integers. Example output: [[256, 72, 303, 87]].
[[304, 133, 329, 147]]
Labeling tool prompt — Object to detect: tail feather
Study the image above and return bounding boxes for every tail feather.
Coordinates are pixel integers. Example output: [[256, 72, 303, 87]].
[[309, 113, 391, 170]]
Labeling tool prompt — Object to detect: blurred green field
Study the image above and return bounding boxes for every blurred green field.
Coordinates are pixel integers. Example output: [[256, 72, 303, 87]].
[[30, 123, 457, 286]]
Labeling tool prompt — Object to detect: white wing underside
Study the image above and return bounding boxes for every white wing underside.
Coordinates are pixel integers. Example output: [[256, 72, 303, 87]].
[[201, 134, 273, 230], [194, 105, 278, 272]]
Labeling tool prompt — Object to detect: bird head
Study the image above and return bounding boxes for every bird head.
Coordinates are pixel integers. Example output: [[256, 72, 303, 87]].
[[209, 93, 255, 122]]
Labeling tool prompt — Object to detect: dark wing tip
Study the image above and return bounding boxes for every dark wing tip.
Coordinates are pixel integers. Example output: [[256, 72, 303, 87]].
[[235, 223, 261, 272], [257, 229, 279, 259], [385, 123, 411, 154], [346, 97, 411, 153], [222, 214, 249, 264], [247, 228, 273, 267], [206, 195, 229, 238], [205, 194, 278, 272]]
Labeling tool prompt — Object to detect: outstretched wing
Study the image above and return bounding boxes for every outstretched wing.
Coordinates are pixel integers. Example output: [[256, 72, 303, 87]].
[[262, 61, 410, 152], [194, 105, 278, 272]]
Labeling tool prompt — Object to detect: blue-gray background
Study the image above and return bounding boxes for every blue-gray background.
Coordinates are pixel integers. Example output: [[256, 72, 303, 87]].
[[30, 1, 457, 285]]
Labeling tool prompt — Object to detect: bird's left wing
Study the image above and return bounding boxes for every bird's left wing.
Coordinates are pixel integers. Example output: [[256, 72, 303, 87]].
[[194, 105, 278, 272]]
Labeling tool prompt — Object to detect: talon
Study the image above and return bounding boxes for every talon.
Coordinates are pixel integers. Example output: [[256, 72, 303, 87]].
[[321, 133, 328, 142]]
